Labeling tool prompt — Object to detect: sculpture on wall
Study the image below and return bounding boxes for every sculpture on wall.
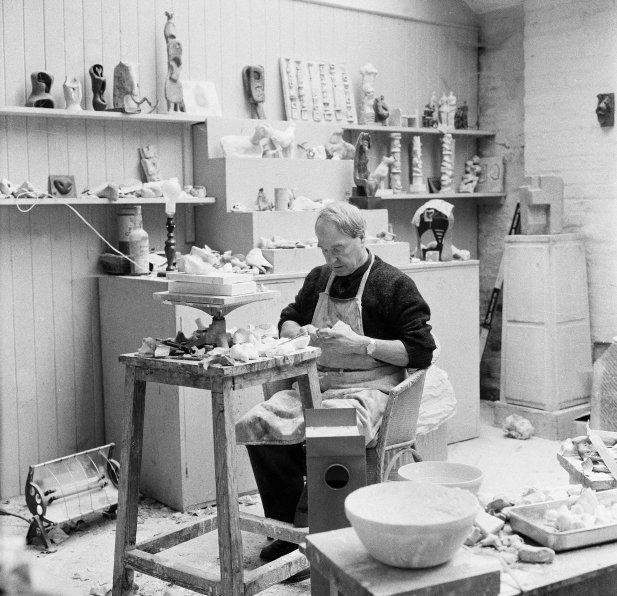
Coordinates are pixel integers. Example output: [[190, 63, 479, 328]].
[[596, 93, 614, 127], [439, 133, 455, 193], [89, 64, 108, 111], [164, 11, 185, 112], [409, 136, 427, 193], [242, 65, 266, 119], [25, 71, 55, 108], [112, 61, 158, 113], [358, 63, 378, 125], [63, 77, 82, 111]]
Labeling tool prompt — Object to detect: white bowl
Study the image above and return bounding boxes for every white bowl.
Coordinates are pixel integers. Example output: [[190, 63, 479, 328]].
[[397, 461, 483, 495], [344, 481, 478, 568], [289, 335, 311, 350]]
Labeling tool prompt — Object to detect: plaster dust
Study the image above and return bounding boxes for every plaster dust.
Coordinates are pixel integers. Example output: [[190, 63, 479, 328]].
[[1, 402, 567, 595]]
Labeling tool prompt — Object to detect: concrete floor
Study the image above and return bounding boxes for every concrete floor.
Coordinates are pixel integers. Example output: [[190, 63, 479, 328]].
[[1, 401, 570, 596]]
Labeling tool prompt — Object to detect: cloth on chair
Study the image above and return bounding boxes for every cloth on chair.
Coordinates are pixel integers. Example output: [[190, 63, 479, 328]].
[[235, 366, 405, 446], [416, 364, 456, 435]]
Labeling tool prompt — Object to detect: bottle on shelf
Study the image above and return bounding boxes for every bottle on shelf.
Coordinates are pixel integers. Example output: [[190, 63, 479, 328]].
[[128, 206, 150, 275]]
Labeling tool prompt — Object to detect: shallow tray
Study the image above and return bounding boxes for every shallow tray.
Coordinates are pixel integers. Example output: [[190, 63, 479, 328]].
[[508, 488, 617, 551]]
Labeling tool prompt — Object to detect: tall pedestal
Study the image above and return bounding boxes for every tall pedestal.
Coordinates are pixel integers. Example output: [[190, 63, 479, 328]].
[[497, 234, 592, 439]]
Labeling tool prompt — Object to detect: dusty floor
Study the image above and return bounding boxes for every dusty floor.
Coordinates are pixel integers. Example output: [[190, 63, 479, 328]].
[[1, 402, 570, 595]]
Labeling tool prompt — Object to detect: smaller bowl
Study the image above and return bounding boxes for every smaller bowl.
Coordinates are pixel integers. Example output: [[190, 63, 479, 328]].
[[397, 461, 483, 495], [345, 481, 479, 568]]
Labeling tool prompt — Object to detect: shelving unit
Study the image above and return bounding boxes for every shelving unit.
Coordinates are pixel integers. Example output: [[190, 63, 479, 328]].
[[0, 105, 205, 124], [376, 192, 504, 201], [342, 122, 495, 137], [0, 195, 216, 206]]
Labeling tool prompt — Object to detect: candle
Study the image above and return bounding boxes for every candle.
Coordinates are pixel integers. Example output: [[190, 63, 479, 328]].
[[162, 177, 182, 216]]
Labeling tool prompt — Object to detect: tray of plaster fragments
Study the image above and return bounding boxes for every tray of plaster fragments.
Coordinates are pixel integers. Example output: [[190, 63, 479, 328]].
[[508, 488, 617, 551]]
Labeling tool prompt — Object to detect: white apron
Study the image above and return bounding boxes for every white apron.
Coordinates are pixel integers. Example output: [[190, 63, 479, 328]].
[[236, 253, 406, 446]]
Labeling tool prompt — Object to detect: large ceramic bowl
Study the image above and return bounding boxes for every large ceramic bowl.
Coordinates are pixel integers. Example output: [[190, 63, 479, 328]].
[[344, 481, 479, 568], [397, 461, 483, 495]]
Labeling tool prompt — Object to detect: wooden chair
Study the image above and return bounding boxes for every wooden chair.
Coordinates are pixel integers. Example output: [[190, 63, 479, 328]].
[[261, 367, 428, 485]]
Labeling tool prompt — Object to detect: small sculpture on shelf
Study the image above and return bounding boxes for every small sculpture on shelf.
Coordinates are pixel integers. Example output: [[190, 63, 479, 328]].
[[242, 65, 266, 119], [139, 145, 162, 182], [389, 132, 402, 193], [458, 156, 482, 193], [353, 132, 371, 196], [89, 64, 108, 111], [412, 199, 455, 262], [220, 122, 273, 158], [409, 136, 427, 193], [256, 187, 273, 211], [447, 91, 457, 128], [267, 123, 296, 158], [371, 155, 395, 195], [454, 101, 469, 129], [325, 130, 355, 160], [26, 71, 55, 108], [421, 92, 437, 128], [63, 76, 82, 111], [373, 95, 389, 125], [358, 63, 378, 125], [163, 11, 185, 112], [49, 175, 77, 198], [439, 133, 455, 193], [112, 61, 158, 113]]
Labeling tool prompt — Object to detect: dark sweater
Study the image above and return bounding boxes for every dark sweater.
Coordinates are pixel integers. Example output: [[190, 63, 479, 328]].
[[279, 254, 436, 368]]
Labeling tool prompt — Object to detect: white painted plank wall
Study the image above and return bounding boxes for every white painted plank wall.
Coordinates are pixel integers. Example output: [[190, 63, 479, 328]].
[[0, 0, 477, 497]]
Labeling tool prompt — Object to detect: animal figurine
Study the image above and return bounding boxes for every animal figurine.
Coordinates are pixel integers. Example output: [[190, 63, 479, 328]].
[[368, 156, 395, 195], [220, 123, 273, 158], [268, 123, 296, 158], [325, 130, 355, 160]]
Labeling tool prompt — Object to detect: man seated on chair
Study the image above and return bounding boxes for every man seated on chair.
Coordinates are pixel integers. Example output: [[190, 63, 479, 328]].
[[236, 202, 435, 561]]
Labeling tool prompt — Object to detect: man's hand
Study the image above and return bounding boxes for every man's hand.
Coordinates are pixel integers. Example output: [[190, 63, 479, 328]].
[[317, 321, 366, 354]]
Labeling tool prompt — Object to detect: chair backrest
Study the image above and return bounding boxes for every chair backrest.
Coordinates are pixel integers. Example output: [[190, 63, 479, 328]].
[[371, 368, 428, 483]]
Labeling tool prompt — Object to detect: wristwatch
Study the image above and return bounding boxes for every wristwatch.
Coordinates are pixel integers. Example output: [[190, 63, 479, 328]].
[[365, 337, 377, 356]]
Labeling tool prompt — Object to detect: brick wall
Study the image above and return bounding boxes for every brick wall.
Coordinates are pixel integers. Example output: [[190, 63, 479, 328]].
[[477, 5, 525, 400], [524, 0, 617, 345], [478, 2, 617, 399]]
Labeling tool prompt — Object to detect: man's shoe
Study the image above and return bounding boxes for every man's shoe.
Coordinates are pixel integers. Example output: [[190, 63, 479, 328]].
[[259, 539, 298, 561]]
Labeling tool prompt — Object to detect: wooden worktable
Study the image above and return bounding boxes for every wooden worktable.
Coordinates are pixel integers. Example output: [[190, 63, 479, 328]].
[[305, 526, 617, 596], [112, 348, 322, 596]]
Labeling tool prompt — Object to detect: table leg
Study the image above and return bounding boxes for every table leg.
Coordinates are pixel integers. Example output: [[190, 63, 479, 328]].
[[297, 361, 322, 409], [112, 366, 146, 596], [212, 377, 244, 595]]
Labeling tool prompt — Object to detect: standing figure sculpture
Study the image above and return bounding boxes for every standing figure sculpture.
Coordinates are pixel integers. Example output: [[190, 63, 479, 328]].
[[439, 133, 455, 193], [409, 136, 427, 193], [353, 132, 372, 196], [242, 65, 266, 119], [26, 72, 55, 108], [164, 11, 185, 112], [454, 101, 468, 129], [112, 61, 158, 113], [89, 64, 108, 111], [359, 63, 378, 125], [63, 77, 82, 111]]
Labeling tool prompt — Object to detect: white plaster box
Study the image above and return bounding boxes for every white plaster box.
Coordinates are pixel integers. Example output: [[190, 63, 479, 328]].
[[262, 242, 410, 273]]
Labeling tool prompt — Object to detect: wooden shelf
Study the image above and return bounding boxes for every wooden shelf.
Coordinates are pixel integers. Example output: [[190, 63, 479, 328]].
[[0, 105, 205, 124], [343, 123, 495, 137], [0, 196, 216, 206], [377, 191, 505, 200]]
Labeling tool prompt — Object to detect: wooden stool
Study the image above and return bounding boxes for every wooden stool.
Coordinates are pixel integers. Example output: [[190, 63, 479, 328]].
[[112, 348, 321, 596]]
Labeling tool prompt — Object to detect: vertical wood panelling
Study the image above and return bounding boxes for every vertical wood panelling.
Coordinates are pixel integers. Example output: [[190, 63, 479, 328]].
[[0, 0, 478, 497]]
